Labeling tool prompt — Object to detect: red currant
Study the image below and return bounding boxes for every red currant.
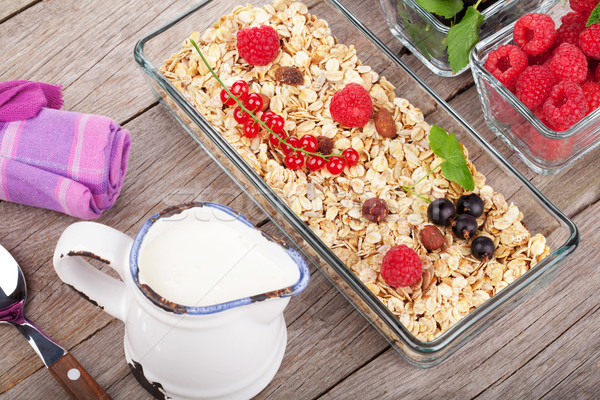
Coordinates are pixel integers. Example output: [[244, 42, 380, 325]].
[[233, 106, 250, 124], [326, 156, 346, 175], [306, 156, 326, 171], [245, 93, 264, 113], [268, 131, 287, 147], [243, 121, 260, 138], [299, 134, 318, 153], [342, 148, 359, 167], [266, 114, 285, 133], [281, 137, 301, 155], [284, 153, 305, 170], [220, 80, 249, 106], [260, 110, 276, 123]]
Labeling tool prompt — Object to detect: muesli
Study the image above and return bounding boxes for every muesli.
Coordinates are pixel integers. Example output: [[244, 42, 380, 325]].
[[160, 0, 549, 341]]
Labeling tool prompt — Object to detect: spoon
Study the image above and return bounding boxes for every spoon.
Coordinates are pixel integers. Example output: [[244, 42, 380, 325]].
[[0, 244, 111, 399]]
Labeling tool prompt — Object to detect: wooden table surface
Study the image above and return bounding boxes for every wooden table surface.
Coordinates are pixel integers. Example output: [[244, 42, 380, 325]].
[[1, 0, 599, 399]]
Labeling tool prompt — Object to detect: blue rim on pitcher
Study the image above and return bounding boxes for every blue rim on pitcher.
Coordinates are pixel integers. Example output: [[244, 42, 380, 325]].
[[129, 202, 310, 315]]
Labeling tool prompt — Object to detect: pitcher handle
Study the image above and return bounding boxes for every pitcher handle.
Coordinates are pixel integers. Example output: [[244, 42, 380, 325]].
[[53, 222, 133, 322]]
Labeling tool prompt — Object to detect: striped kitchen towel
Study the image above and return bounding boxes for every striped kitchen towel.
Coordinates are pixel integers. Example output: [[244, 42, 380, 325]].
[[0, 81, 130, 219]]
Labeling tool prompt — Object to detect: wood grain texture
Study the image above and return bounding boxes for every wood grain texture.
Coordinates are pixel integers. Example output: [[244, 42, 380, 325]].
[[0, 0, 36, 22], [1, 0, 600, 399]]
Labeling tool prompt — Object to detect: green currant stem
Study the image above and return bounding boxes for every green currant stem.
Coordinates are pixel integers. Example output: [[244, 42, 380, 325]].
[[401, 187, 431, 203], [405, 163, 441, 190], [473, 0, 482, 10], [190, 39, 342, 160], [399, 163, 442, 202]]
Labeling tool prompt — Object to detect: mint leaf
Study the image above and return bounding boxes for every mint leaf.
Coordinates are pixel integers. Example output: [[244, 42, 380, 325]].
[[447, 6, 484, 73], [428, 125, 474, 191], [587, 2, 600, 26], [415, 0, 464, 19]]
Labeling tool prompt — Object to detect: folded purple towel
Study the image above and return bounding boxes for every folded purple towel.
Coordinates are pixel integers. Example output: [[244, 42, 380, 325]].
[[0, 81, 130, 220], [0, 80, 64, 121]]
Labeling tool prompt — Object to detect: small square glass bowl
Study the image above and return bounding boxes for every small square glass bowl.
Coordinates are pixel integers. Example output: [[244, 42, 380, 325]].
[[380, 0, 558, 77], [135, 0, 578, 367], [471, 7, 600, 175]]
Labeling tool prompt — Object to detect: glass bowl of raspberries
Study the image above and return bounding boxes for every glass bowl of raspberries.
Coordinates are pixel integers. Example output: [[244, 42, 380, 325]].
[[470, 0, 600, 174], [380, 0, 558, 77]]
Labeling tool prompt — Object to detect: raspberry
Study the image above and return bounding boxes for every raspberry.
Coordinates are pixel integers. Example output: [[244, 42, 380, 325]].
[[579, 23, 600, 60], [236, 25, 280, 66], [596, 64, 600, 82], [548, 43, 588, 84], [528, 50, 551, 66], [560, 11, 588, 31], [582, 81, 600, 115], [533, 107, 554, 129], [380, 245, 422, 288], [569, 0, 598, 15], [555, 24, 583, 47], [329, 83, 373, 127], [527, 128, 573, 161], [516, 66, 556, 110], [484, 44, 529, 91], [513, 13, 556, 56], [542, 81, 587, 130]]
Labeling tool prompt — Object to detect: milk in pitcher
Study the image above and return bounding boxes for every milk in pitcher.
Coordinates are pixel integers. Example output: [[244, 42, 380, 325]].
[[137, 206, 301, 307]]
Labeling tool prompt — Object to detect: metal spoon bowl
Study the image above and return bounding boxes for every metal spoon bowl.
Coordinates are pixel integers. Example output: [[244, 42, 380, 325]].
[[0, 244, 111, 400]]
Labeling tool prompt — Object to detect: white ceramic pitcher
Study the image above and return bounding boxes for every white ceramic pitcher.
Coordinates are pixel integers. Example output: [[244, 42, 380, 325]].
[[53, 202, 310, 400]]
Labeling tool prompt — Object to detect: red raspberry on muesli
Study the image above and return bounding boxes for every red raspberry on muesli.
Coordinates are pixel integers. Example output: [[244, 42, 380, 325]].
[[513, 13, 556, 56], [380, 245, 422, 288], [236, 25, 280, 66], [484, 44, 528, 91], [329, 83, 373, 127]]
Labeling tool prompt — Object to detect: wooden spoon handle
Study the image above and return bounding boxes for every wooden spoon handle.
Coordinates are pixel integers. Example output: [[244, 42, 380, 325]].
[[48, 352, 112, 400]]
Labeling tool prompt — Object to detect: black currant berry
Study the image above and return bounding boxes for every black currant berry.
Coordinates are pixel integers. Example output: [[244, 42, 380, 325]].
[[471, 236, 495, 260], [427, 198, 456, 226], [456, 193, 484, 218], [452, 214, 478, 240]]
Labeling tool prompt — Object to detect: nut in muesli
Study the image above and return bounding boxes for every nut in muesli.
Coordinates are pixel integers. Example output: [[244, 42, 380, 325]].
[[374, 107, 396, 138]]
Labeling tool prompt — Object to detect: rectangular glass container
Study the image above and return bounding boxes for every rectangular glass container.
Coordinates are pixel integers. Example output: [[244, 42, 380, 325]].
[[471, 2, 600, 174], [134, 0, 579, 367], [380, 0, 558, 77]]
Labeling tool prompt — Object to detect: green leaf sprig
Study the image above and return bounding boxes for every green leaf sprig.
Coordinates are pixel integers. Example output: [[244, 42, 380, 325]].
[[415, 0, 484, 73], [587, 2, 600, 26], [189, 38, 342, 160], [401, 124, 474, 201]]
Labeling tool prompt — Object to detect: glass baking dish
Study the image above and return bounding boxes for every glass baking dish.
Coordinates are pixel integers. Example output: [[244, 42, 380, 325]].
[[134, 0, 579, 367], [380, 0, 558, 77], [470, 1, 600, 174]]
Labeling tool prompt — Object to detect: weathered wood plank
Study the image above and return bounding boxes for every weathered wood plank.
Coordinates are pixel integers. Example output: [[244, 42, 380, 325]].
[[0, 0, 36, 22], [0, 0, 195, 122]]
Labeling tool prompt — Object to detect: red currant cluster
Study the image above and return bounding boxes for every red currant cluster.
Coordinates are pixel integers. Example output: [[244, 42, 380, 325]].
[[220, 80, 360, 175]]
